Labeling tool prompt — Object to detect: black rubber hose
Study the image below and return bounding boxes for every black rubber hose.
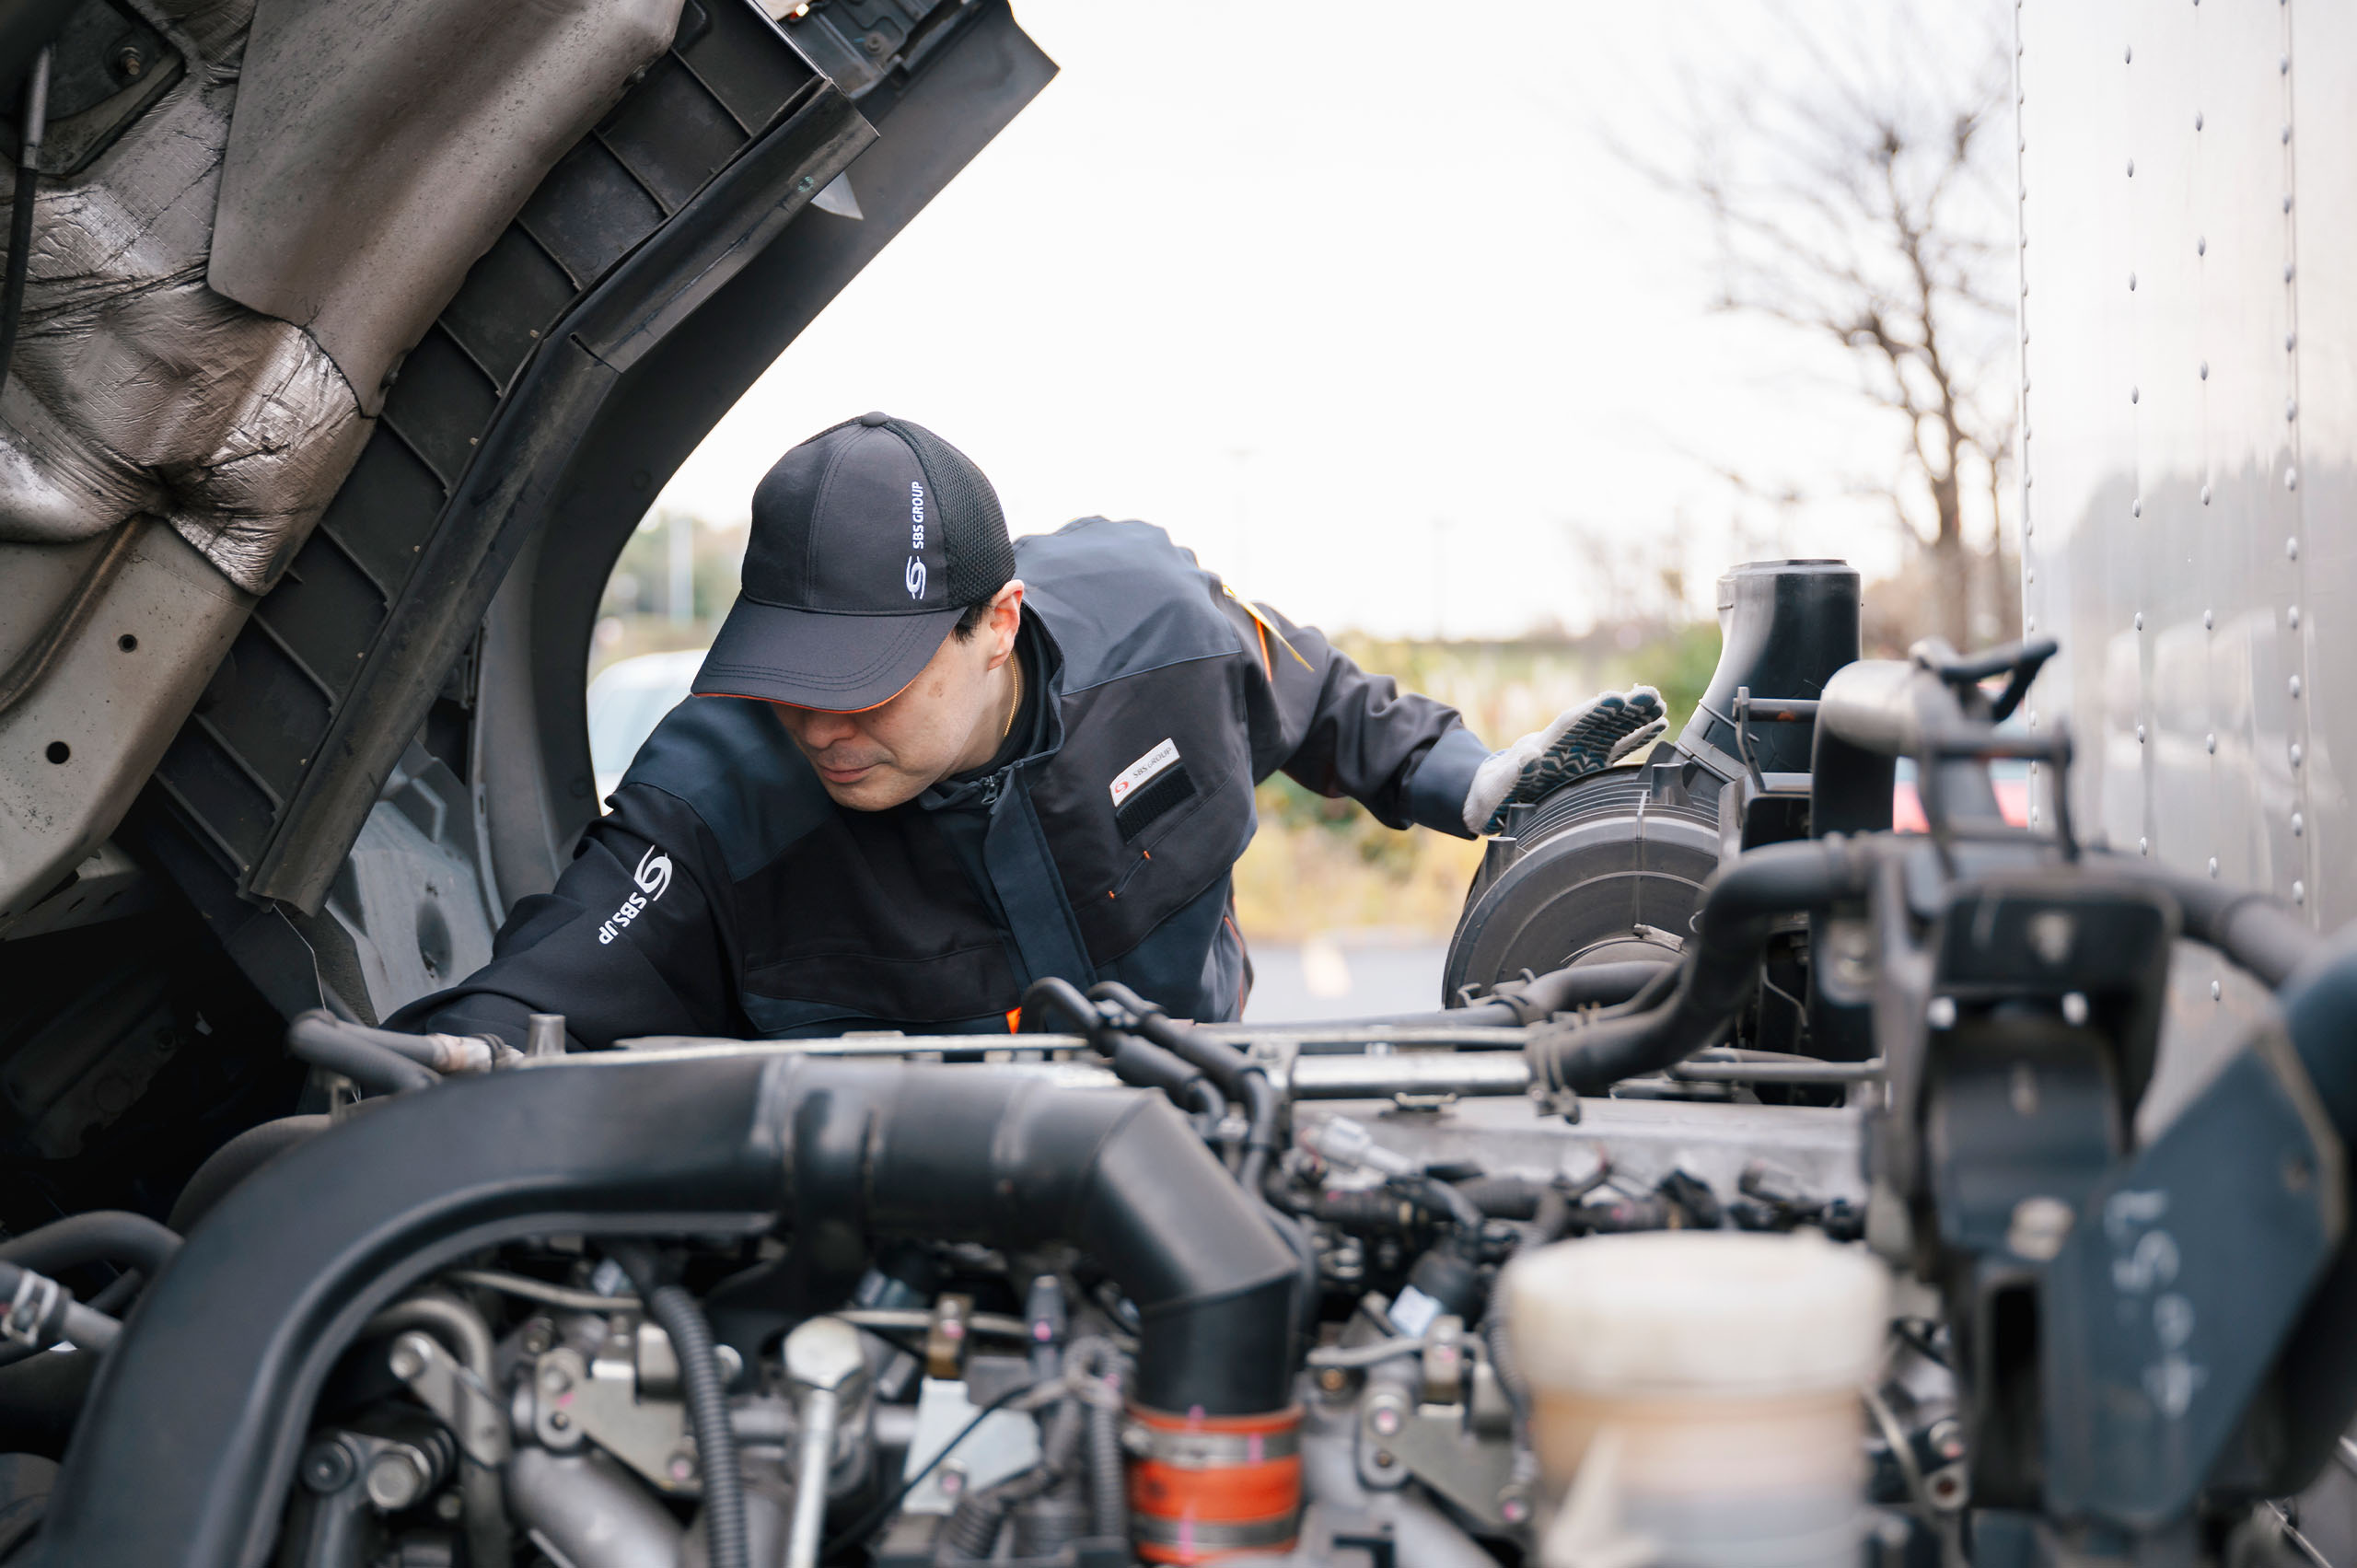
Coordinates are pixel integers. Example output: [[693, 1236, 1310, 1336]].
[[0, 1211, 178, 1278], [286, 1011, 438, 1097], [1088, 981, 1250, 1095], [1262, 1203, 1322, 1342], [937, 1397, 1080, 1564], [1069, 981, 1289, 1201], [1066, 1339, 1127, 1542], [1530, 837, 1875, 1095], [1269, 959, 1674, 1034], [1503, 959, 1676, 1018], [1234, 1072, 1281, 1195], [0, 1211, 178, 1368], [168, 1115, 332, 1232], [1452, 1175, 1545, 1221], [331, 1017, 475, 1069], [1087, 981, 1285, 1194], [778, 1063, 1300, 1414], [33, 1057, 1300, 1567], [84, 1269, 142, 1316], [1098, 1029, 1216, 1113], [2095, 852, 2323, 989], [1019, 977, 1100, 1034], [610, 1244, 745, 1568], [1022, 978, 1213, 1113]]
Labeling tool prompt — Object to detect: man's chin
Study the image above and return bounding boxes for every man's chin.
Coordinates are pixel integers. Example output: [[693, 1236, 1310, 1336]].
[[819, 770, 922, 811]]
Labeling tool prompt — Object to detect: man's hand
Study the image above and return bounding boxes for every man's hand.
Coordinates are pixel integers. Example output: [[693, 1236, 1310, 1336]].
[[1461, 687, 1666, 835]]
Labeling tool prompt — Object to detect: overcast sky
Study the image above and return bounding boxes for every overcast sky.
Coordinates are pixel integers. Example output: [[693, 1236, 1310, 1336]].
[[657, 2, 2003, 639]]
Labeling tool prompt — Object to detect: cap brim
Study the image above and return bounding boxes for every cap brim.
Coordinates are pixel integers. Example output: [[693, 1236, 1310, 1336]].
[[691, 598, 960, 712]]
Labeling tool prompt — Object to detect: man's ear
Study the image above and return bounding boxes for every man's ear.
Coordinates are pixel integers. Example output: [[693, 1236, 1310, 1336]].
[[987, 580, 1025, 667]]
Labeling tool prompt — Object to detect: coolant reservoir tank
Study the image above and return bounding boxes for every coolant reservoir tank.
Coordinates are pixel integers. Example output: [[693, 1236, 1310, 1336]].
[[1678, 560, 1862, 776], [1502, 1231, 1887, 1568]]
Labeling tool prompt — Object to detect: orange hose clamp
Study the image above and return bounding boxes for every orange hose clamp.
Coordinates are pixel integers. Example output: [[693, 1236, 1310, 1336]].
[[1126, 1402, 1304, 1563]]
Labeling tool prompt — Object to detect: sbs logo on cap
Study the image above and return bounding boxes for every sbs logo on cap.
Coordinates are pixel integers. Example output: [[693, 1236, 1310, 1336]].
[[905, 479, 928, 598]]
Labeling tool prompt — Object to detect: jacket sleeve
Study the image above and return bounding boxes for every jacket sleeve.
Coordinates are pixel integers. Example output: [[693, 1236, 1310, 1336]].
[[384, 785, 743, 1051], [1218, 591, 1491, 837]]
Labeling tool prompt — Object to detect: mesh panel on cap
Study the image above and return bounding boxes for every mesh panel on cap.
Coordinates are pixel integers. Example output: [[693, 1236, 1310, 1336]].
[[887, 418, 1016, 606]]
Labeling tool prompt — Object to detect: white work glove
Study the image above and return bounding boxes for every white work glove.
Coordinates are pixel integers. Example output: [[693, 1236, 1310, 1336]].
[[1461, 686, 1666, 835]]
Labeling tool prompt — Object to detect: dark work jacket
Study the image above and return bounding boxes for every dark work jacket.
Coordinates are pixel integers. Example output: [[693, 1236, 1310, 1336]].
[[393, 518, 1491, 1049]]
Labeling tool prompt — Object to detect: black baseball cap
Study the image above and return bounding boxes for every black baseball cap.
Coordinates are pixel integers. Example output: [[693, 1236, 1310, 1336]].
[[692, 412, 1016, 711]]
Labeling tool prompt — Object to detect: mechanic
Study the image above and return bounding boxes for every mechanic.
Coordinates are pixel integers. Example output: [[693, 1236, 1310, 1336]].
[[393, 413, 1663, 1048]]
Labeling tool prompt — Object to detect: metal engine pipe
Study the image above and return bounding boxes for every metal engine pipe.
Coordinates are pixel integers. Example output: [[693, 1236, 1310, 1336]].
[[28, 1055, 1298, 1568]]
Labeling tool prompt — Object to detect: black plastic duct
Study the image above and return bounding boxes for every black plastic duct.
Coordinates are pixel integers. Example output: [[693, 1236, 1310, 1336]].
[[1678, 559, 1862, 775], [28, 1055, 1298, 1568]]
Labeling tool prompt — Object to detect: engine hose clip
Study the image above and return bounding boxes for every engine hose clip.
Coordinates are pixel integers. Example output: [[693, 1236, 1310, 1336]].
[[2, 1269, 61, 1350]]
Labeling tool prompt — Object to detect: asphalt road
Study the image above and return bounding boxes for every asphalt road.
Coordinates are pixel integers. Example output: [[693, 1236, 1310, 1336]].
[[1239, 938, 1449, 1022]]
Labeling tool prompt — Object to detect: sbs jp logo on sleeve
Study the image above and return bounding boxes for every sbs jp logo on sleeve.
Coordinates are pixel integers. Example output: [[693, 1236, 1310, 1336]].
[[598, 846, 673, 946]]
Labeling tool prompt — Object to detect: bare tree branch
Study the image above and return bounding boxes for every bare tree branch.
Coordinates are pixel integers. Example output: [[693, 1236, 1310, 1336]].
[[1612, 0, 2015, 646]]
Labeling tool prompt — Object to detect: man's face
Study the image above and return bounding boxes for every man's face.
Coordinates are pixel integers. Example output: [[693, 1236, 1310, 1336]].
[[770, 582, 1025, 810]]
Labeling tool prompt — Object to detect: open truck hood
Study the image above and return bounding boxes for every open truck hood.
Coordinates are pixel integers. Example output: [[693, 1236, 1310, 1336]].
[[0, 0, 1053, 1024]]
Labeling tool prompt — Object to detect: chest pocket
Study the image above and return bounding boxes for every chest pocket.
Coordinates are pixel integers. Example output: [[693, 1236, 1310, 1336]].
[[1110, 739, 1198, 842], [1032, 657, 1257, 966]]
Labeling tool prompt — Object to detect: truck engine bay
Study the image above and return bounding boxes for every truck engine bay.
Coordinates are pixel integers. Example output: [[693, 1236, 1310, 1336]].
[[0, 0, 2350, 1563], [6, 561, 2353, 1568]]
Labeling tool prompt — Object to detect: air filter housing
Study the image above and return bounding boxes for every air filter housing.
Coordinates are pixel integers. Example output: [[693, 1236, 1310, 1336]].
[[1442, 561, 1862, 1003]]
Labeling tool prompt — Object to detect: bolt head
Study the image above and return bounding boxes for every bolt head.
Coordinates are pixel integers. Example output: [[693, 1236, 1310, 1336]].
[[365, 1449, 430, 1511], [300, 1440, 357, 1493], [1373, 1448, 1397, 1469], [1369, 1403, 1402, 1437]]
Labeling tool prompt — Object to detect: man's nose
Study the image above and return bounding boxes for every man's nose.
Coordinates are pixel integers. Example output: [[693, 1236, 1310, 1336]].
[[796, 707, 860, 749]]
